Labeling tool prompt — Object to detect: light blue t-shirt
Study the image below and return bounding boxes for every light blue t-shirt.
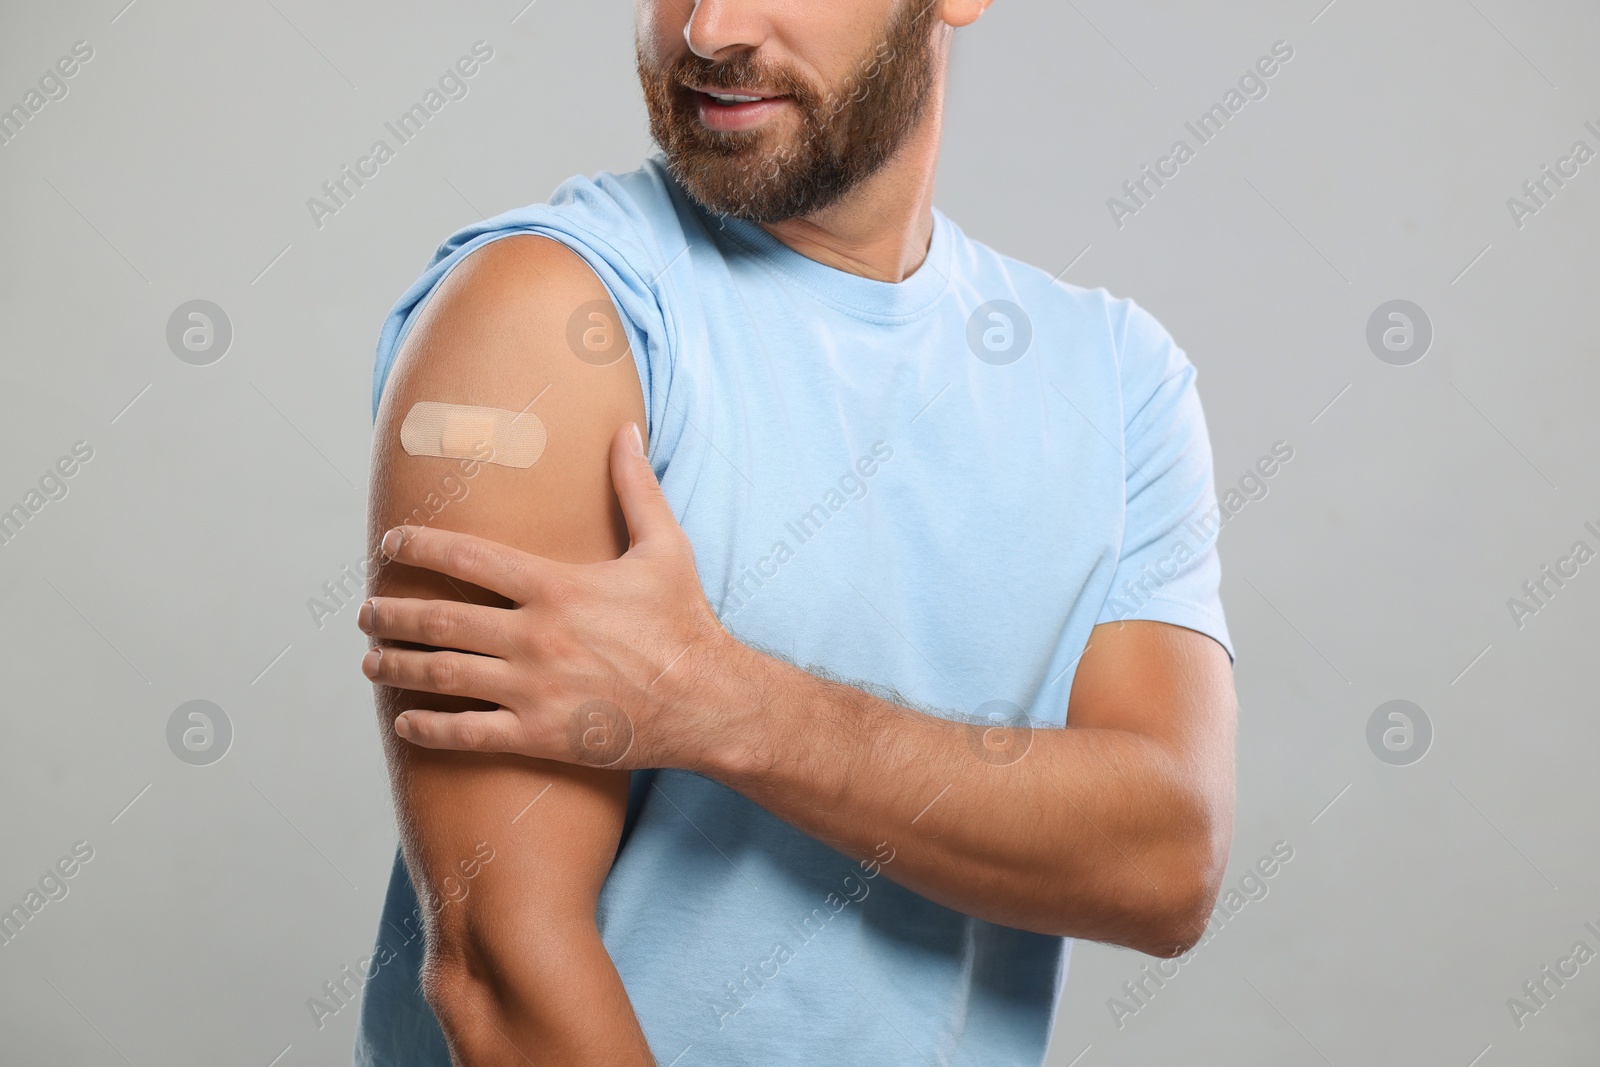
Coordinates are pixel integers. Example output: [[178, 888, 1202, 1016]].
[[355, 154, 1233, 1066]]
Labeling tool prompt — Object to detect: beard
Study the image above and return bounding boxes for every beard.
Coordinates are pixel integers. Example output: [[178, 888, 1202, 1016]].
[[637, 0, 942, 223]]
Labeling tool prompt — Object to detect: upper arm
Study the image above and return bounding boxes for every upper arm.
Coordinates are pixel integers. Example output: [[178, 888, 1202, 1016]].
[[367, 234, 648, 962], [1067, 620, 1235, 772], [1066, 619, 1235, 950], [1075, 295, 1236, 801]]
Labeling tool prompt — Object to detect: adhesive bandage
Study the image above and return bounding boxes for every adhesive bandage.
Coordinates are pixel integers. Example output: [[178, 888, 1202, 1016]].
[[399, 401, 546, 468]]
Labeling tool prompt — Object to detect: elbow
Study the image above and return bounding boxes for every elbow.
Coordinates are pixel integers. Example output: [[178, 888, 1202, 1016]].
[[421, 971, 481, 1040], [419, 911, 615, 1055], [1128, 813, 1233, 959], [1135, 875, 1217, 959], [423, 979, 509, 1063], [420, 916, 555, 1051], [420, 939, 513, 1050]]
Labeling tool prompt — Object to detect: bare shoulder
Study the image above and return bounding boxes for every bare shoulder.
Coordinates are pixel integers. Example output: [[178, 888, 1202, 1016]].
[[371, 234, 648, 567], [1069, 620, 1235, 748]]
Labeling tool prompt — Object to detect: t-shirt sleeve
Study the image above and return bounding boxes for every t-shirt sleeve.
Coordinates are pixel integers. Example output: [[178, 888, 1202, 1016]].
[[1093, 297, 1235, 664], [369, 170, 679, 470]]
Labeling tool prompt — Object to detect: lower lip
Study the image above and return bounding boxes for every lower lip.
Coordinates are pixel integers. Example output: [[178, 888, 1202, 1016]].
[[693, 92, 790, 133]]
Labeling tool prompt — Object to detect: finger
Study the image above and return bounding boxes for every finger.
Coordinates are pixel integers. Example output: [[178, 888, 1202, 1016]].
[[361, 646, 519, 706], [379, 525, 551, 603], [610, 421, 680, 554], [359, 596, 516, 657], [395, 708, 526, 754]]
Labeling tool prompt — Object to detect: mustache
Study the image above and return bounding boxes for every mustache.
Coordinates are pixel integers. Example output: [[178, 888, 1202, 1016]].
[[665, 52, 819, 107]]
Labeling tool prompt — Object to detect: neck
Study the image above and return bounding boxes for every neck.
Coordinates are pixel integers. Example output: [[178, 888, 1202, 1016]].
[[757, 73, 945, 284]]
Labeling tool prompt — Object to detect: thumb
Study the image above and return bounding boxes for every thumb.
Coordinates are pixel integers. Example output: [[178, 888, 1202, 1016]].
[[611, 421, 677, 552]]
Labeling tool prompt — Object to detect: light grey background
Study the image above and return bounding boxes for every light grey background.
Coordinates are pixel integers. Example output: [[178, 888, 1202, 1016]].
[[2, 0, 1596, 1064]]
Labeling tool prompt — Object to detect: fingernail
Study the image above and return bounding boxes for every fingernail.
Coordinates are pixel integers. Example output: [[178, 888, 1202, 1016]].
[[362, 648, 382, 679], [382, 528, 403, 558], [628, 421, 645, 457], [394, 713, 411, 738], [357, 599, 375, 634]]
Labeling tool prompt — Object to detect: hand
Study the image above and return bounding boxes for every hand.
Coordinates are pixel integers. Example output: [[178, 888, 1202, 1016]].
[[359, 421, 738, 771]]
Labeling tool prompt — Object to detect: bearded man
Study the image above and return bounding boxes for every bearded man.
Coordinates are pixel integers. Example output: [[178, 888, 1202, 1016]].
[[352, 2, 1238, 1064]]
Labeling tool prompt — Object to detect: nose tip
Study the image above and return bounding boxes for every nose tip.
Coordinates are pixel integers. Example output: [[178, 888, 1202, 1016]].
[[683, 2, 714, 60]]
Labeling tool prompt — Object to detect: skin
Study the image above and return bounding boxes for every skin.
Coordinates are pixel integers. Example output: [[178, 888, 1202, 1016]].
[[365, 0, 1236, 1060], [638, 0, 988, 281], [367, 235, 655, 1063]]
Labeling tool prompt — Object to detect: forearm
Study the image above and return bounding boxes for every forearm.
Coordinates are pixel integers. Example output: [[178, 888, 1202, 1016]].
[[693, 640, 1227, 954]]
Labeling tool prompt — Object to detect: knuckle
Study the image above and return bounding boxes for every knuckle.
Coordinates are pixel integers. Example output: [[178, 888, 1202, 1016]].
[[543, 574, 578, 610], [446, 537, 484, 577], [421, 603, 457, 645], [454, 718, 484, 750], [541, 630, 575, 662], [527, 627, 559, 659], [426, 654, 461, 693]]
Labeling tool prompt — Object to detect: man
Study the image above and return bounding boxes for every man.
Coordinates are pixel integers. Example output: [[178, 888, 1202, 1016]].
[[353, 0, 1237, 1063]]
